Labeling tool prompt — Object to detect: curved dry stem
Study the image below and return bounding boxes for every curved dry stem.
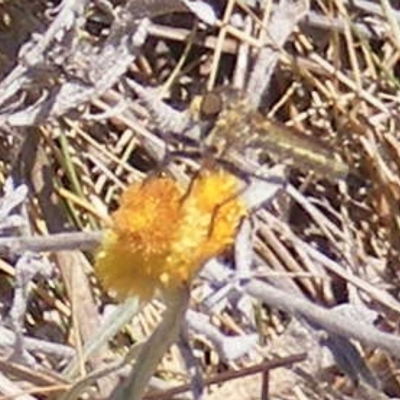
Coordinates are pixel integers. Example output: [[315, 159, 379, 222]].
[[110, 285, 190, 400]]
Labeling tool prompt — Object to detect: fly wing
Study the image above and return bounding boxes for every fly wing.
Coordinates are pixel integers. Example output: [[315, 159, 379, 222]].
[[246, 114, 349, 181]]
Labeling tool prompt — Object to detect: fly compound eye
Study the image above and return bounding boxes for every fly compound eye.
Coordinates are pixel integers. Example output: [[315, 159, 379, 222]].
[[199, 92, 223, 120]]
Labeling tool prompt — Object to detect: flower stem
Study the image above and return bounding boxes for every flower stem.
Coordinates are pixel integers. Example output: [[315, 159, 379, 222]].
[[111, 285, 190, 400]]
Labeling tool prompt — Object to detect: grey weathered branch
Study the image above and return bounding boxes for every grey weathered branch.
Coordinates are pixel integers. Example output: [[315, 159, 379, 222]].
[[243, 279, 400, 358], [246, 0, 310, 108], [0, 0, 212, 127], [0, 231, 103, 255]]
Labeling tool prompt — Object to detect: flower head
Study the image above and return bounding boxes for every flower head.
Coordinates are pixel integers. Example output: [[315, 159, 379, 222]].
[[95, 169, 246, 300]]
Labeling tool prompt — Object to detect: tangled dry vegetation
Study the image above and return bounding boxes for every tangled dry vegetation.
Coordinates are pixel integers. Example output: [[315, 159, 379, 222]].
[[2, 0, 400, 399]]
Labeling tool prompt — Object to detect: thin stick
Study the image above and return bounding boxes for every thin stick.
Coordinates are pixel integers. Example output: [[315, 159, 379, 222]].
[[244, 279, 400, 358], [144, 353, 306, 400], [0, 231, 103, 255]]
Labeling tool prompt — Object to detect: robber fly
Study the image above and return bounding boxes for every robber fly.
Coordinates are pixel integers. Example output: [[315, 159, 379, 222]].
[[194, 87, 349, 182]]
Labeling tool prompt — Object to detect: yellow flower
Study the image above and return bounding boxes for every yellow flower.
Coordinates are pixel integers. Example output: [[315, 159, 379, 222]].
[[95, 169, 247, 300]]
